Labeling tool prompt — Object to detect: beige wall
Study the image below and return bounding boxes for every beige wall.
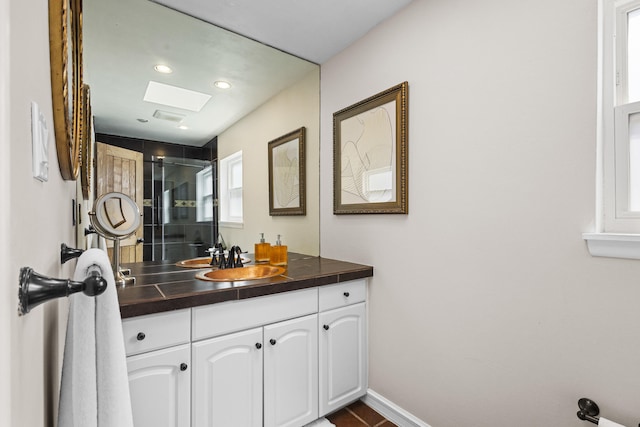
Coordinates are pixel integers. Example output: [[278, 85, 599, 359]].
[[1, 0, 11, 424], [320, 0, 640, 426], [7, 0, 77, 425], [218, 69, 320, 256]]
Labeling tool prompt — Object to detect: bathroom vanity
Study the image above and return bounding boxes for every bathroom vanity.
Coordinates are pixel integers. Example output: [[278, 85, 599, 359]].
[[117, 253, 373, 427]]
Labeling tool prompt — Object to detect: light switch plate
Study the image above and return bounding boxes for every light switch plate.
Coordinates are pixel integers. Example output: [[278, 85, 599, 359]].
[[31, 101, 49, 182]]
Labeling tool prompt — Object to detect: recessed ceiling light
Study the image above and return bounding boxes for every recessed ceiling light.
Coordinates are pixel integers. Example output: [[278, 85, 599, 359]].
[[137, 118, 149, 123], [178, 125, 189, 130], [154, 64, 173, 74], [214, 80, 232, 89]]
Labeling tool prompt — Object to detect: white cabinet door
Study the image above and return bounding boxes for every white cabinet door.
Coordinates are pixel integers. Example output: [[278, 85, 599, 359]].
[[264, 314, 318, 427], [319, 302, 367, 417], [127, 344, 191, 427], [192, 327, 263, 427]]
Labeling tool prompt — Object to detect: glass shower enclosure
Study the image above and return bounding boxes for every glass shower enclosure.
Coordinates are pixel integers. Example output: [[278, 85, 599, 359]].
[[145, 155, 217, 261]]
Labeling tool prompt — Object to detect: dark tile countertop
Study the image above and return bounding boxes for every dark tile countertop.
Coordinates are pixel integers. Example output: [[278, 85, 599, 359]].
[[118, 253, 373, 318]]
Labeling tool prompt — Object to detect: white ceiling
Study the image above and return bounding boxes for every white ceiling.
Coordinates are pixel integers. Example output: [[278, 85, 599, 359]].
[[151, 0, 414, 64], [83, 0, 412, 147]]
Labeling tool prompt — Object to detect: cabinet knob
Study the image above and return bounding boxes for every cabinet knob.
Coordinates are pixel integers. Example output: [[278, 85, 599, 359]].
[[270, 338, 277, 346], [255, 343, 262, 349], [343, 292, 350, 297], [136, 332, 146, 341], [323, 324, 330, 330], [180, 363, 188, 371]]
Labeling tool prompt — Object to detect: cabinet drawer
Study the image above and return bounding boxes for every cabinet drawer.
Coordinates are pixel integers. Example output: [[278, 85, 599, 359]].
[[122, 308, 191, 356], [193, 288, 318, 341], [318, 280, 366, 312]]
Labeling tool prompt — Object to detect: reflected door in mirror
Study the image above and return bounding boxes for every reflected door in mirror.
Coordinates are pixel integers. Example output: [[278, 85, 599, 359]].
[[96, 142, 143, 262]]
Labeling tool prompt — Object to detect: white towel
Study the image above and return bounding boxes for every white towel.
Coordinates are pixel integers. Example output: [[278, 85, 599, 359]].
[[58, 249, 133, 427], [89, 234, 108, 251], [599, 417, 627, 427]]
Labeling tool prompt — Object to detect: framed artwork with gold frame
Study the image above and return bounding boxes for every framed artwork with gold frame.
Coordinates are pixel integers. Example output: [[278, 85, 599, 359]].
[[49, 0, 83, 180], [333, 82, 408, 214]]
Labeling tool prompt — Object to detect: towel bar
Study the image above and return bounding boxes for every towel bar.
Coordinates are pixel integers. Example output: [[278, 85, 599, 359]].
[[577, 398, 640, 427], [577, 398, 600, 424], [18, 266, 107, 315], [60, 243, 84, 264]]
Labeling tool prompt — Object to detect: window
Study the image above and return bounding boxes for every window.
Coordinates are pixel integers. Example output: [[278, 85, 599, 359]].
[[219, 151, 243, 226], [602, 0, 640, 232], [585, 0, 640, 258], [196, 165, 214, 222]]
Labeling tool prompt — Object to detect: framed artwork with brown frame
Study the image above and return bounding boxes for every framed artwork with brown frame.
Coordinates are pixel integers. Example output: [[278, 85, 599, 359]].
[[49, 0, 84, 181], [333, 81, 408, 214], [268, 127, 306, 216]]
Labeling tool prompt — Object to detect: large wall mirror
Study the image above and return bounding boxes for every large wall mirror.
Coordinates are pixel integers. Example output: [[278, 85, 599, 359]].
[[82, 0, 320, 260]]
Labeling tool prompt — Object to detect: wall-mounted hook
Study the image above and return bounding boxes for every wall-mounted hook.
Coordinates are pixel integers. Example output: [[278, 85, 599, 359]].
[[60, 243, 84, 264], [577, 397, 600, 424], [18, 267, 107, 315]]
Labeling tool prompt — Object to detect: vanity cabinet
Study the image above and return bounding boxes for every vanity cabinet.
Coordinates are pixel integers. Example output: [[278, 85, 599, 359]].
[[192, 314, 318, 427], [122, 309, 191, 427], [127, 344, 191, 427], [121, 279, 367, 427], [317, 280, 368, 417], [192, 327, 263, 426], [319, 302, 367, 416], [263, 314, 318, 427], [192, 288, 319, 427]]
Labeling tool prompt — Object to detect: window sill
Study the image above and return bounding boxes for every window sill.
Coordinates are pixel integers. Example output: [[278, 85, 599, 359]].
[[219, 221, 244, 229], [582, 232, 640, 260]]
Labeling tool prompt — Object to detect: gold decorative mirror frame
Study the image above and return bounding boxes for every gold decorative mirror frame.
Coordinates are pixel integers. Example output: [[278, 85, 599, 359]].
[[49, 0, 83, 180], [80, 84, 92, 199]]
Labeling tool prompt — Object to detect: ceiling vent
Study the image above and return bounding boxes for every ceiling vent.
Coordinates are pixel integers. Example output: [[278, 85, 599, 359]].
[[144, 81, 211, 112], [152, 110, 186, 123]]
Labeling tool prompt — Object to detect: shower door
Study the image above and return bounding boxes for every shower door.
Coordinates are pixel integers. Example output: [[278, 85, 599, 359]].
[[146, 156, 216, 261]]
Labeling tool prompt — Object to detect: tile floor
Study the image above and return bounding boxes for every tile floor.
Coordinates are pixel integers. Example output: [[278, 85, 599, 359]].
[[326, 400, 398, 427]]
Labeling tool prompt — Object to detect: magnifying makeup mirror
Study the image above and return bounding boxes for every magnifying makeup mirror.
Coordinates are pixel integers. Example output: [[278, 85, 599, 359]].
[[89, 192, 142, 286]]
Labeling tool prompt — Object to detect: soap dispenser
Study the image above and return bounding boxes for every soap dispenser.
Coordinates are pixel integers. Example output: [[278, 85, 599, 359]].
[[254, 233, 271, 263], [269, 234, 288, 266]]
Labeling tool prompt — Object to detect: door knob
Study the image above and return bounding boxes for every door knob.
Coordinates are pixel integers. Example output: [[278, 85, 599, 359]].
[[180, 363, 188, 371], [255, 343, 262, 349], [136, 332, 146, 341], [270, 338, 277, 345]]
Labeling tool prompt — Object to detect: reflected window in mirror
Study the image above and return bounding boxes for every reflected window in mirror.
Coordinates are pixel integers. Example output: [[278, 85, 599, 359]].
[[196, 165, 214, 222], [220, 151, 243, 227], [162, 190, 171, 225]]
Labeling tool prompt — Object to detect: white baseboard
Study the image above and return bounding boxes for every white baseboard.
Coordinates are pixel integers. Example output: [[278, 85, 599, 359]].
[[362, 389, 432, 427]]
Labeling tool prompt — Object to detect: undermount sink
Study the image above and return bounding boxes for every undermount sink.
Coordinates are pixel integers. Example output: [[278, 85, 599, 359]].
[[176, 256, 251, 269], [195, 265, 286, 282]]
